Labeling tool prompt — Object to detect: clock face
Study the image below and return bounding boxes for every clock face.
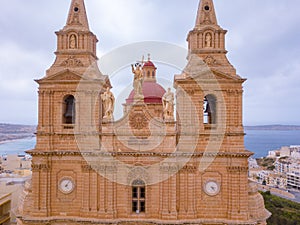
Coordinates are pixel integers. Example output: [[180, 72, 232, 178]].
[[204, 180, 220, 196], [59, 178, 75, 194]]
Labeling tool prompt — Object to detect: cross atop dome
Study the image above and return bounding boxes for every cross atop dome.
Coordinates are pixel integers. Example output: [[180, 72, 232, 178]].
[[143, 54, 157, 82]]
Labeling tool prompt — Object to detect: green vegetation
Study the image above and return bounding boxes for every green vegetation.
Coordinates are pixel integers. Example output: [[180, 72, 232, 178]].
[[261, 191, 300, 225], [256, 157, 276, 170]]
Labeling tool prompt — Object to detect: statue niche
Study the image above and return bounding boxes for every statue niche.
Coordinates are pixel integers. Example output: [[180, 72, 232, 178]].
[[69, 34, 77, 49], [205, 33, 212, 48]]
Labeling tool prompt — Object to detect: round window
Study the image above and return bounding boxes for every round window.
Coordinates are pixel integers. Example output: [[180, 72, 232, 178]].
[[204, 5, 210, 11]]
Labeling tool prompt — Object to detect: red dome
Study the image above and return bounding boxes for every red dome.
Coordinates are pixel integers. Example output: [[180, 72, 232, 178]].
[[143, 61, 156, 68], [126, 81, 166, 104]]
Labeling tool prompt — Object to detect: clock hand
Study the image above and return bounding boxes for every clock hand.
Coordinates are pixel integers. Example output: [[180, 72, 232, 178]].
[[65, 181, 71, 188]]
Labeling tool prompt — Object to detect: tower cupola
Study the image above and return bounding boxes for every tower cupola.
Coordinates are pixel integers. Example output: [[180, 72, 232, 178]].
[[143, 54, 157, 82]]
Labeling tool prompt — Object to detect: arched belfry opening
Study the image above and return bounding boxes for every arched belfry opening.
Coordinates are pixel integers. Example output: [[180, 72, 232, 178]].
[[63, 95, 76, 124], [203, 94, 216, 124]]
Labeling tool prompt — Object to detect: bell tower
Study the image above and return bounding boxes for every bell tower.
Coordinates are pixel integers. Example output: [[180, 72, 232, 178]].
[[17, 0, 109, 224], [174, 0, 270, 224], [187, 0, 236, 75]]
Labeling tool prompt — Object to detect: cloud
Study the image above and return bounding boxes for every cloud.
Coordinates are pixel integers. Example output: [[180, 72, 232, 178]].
[[1, 0, 300, 125]]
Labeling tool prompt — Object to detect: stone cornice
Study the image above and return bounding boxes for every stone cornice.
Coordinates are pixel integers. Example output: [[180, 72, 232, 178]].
[[19, 216, 259, 225], [26, 150, 253, 158]]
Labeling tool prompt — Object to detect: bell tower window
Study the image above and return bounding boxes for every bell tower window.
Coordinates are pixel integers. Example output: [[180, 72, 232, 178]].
[[63, 95, 76, 124], [132, 180, 146, 213], [203, 94, 216, 124]]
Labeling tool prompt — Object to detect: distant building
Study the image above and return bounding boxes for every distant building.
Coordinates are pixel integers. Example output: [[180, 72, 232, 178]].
[[287, 171, 300, 190], [268, 145, 300, 159], [268, 173, 287, 189], [0, 192, 11, 225], [248, 157, 259, 169], [275, 158, 291, 174], [267, 150, 280, 158], [290, 145, 300, 159]]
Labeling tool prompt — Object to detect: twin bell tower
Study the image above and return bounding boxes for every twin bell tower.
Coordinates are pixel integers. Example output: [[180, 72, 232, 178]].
[[17, 0, 270, 225]]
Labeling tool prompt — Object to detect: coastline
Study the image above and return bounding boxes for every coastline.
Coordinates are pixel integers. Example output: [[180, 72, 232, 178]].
[[0, 135, 35, 145], [0, 136, 36, 156]]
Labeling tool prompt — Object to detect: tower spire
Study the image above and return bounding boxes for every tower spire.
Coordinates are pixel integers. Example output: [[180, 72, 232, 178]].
[[195, 0, 218, 27], [187, 0, 237, 75], [45, 0, 100, 77], [65, 0, 90, 31]]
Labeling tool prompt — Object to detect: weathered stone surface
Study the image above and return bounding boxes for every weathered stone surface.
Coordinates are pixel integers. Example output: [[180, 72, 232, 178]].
[[17, 0, 269, 225]]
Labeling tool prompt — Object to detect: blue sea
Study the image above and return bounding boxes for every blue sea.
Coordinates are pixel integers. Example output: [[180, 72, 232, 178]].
[[0, 137, 36, 156], [245, 129, 300, 158], [0, 129, 299, 158]]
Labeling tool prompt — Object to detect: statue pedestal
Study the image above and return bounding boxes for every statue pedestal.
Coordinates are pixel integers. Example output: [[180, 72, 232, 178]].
[[133, 95, 144, 103]]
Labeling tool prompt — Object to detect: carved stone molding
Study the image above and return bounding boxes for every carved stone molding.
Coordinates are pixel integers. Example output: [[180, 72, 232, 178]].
[[91, 163, 117, 173], [160, 163, 179, 173], [127, 167, 150, 185], [81, 164, 92, 172], [129, 113, 148, 130], [227, 166, 248, 173], [181, 164, 197, 173], [61, 56, 84, 67], [32, 163, 50, 172], [203, 55, 219, 66]]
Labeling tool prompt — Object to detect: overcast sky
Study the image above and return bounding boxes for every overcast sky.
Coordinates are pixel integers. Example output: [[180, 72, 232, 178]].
[[1, 0, 300, 125]]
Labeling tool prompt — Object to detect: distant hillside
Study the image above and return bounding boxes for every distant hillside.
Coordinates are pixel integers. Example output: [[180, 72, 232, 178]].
[[261, 191, 300, 225], [0, 123, 36, 143], [245, 125, 300, 131]]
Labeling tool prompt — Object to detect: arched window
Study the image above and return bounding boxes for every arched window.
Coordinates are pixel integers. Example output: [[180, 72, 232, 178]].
[[63, 95, 75, 124], [132, 179, 145, 213], [203, 94, 216, 124]]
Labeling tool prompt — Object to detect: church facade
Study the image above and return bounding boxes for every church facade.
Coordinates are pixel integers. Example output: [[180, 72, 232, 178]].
[[17, 0, 270, 225]]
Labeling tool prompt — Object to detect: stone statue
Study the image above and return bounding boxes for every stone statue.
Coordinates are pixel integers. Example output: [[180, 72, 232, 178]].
[[205, 33, 212, 47], [69, 34, 77, 49], [131, 63, 144, 100], [101, 87, 115, 120], [162, 88, 174, 120]]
